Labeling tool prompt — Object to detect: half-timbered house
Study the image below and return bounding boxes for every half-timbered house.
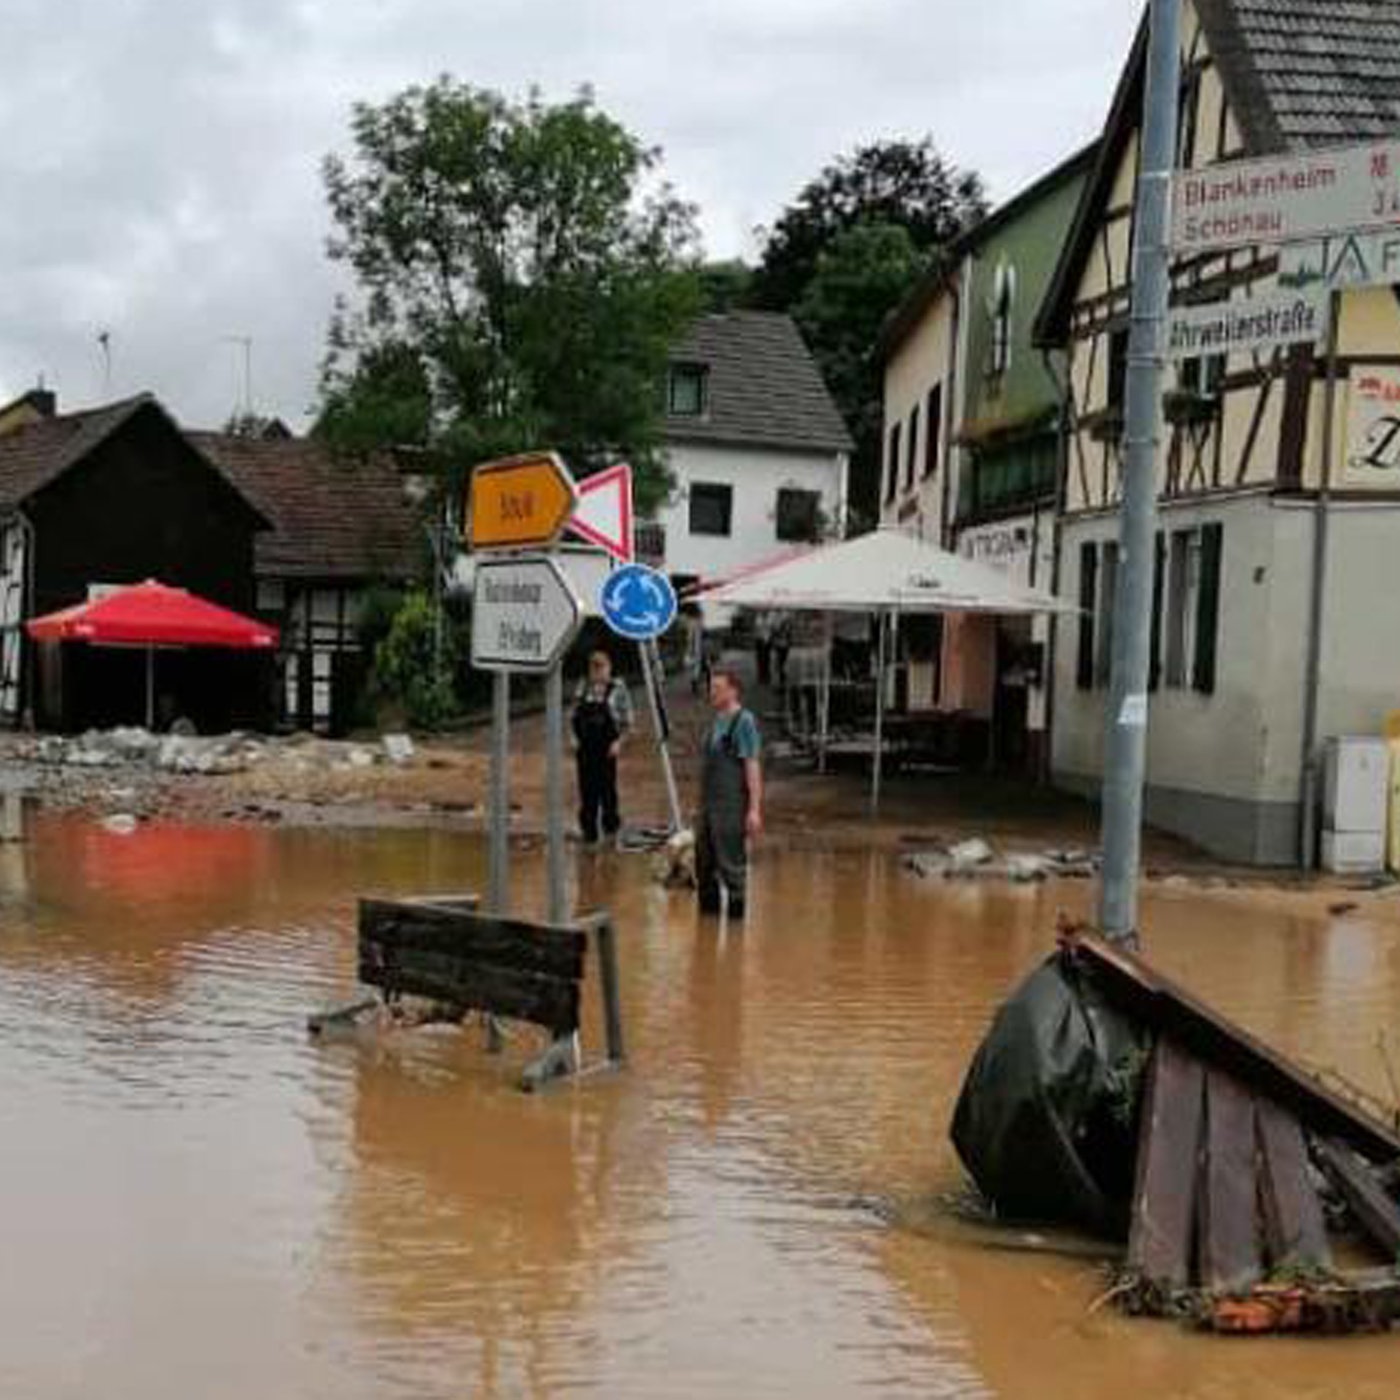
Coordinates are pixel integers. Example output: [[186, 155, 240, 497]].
[[1036, 0, 1400, 864]]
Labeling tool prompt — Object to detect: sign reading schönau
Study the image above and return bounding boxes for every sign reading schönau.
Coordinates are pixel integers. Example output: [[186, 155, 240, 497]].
[[1172, 141, 1400, 255], [471, 556, 583, 673], [1165, 287, 1329, 362]]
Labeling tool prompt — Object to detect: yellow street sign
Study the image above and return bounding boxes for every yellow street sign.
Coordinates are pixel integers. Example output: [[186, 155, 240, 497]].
[[468, 452, 579, 552]]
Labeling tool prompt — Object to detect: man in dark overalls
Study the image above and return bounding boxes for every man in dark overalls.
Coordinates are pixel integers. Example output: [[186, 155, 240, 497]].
[[572, 650, 633, 846], [696, 667, 763, 917]]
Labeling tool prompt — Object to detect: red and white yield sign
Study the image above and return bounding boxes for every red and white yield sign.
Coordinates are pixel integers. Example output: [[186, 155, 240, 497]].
[[567, 462, 634, 563]]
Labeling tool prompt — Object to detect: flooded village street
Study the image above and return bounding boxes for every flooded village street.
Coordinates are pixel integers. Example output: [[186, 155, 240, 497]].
[[10, 0, 1400, 1391], [4, 810, 1400, 1399]]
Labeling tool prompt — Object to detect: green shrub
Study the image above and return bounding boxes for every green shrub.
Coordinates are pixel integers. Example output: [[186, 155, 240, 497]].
[[373, 589, 459, 729]]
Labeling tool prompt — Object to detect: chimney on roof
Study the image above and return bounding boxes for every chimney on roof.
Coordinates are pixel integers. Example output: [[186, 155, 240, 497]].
[[29, 387, 56, 419]]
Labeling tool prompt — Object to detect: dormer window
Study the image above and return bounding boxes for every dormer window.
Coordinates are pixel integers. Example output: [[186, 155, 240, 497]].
[[668, 363, 709, 417]]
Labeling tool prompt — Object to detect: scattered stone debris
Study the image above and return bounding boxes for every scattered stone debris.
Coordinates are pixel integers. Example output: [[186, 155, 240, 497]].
[[902, 841, 1099, 884], [13, 726, 421, 781], [100, 813, 139, 836], [382, 733, 416, 765]]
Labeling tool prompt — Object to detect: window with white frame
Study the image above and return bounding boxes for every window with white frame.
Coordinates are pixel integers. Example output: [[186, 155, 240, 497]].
[[1163, 523, 1223, 693], [668, 363, 709, 417]]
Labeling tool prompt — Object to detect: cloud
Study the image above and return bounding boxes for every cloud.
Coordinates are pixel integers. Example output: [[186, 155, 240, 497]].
[[0, 0, 1141, 429]]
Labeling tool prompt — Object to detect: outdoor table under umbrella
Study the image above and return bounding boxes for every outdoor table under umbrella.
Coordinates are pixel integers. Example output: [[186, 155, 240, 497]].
[[26, 579, 279, 729], [697, 527, 1077, 811]]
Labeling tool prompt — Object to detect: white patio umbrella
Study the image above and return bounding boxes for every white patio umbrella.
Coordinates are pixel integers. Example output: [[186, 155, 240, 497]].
[[698, 527, 1076, 809]]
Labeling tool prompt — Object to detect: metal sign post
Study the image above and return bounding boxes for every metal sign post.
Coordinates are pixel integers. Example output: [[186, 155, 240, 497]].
[[1098, 0, 1182, 946], [544, 665, 568, 922], [641, 638, 684, 833], [489, 671, 511, 914], [599, 563, 683, 834], [471, 554, 583, 919], [468, 455, 584, 925]]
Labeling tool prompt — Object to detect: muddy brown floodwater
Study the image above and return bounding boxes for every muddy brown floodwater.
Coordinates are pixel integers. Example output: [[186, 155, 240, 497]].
[[4, 813, 1400, 1398]]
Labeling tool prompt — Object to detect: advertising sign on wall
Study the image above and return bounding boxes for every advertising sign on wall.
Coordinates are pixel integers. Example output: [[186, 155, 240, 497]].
[[1345, 368, 1400, 488]]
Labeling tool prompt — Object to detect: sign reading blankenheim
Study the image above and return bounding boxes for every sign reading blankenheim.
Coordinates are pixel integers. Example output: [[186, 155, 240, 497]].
[[1165, 288, 1329, 362], [1172, 141, 1400, 255]]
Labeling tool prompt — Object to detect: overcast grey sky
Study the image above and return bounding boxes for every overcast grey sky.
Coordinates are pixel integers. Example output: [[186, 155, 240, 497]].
[[0, 0, 1140, 430]]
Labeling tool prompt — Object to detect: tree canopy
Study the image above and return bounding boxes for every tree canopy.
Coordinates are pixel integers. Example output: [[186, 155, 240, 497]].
[[750, 138, 985, 312], [316, 80, 701, 511], [750, 138, 986, 526], [793, 223, 930, 527]]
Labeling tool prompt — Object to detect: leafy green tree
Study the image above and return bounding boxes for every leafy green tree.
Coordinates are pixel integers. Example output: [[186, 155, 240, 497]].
[[697, 259, 754, 313], [794, 223, 930, 529], [750, 138, 985, 311], [373, 589, 458, 729], [318, 81, 701, 512], [751, 139, 985, 527]]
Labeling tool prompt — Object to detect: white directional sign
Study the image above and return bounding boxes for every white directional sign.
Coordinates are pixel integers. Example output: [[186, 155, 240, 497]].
[[1165, 287, 1330, 362], [1173, 140, 1400, 255], [1279, 230, 1400, 292], [471, 556, 583, 673]]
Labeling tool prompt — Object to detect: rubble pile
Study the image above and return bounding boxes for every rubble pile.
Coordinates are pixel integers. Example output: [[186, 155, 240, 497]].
[[14, 727, 417, 777], [903, 840, 1101, 883]]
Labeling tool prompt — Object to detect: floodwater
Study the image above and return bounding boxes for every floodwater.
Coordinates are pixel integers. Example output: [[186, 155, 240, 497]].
[[3, 815, 1400, 1399]]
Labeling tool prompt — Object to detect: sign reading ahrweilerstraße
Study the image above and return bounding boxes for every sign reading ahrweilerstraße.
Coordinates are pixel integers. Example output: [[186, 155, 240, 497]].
[[471, 556, 583, 673], [1165, 287, 1330, 362], [1172, 141, 1400, 255]]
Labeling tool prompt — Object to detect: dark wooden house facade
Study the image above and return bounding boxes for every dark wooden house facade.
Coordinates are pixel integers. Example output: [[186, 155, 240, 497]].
[[0, 392, 420, 734]]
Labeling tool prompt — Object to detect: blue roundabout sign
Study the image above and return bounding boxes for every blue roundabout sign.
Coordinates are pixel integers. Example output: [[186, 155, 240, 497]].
[[599, 564, 678, 642]]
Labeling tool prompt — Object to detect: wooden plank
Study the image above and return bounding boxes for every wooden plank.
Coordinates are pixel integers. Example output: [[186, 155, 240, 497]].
[[1315, 1138, 1400, 1261], [1197, 1070, 1264, 1294], [1127, 1039, 1205, 1289], [1256, 1100, 1331, 1273], [360, 948, 580, 1037], [1071, 935, 1400, 1164], [359, 899, 586, 980]]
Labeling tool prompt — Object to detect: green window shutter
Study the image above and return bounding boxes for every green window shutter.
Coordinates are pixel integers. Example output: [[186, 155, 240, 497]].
[[1193, 522, 1223, 695], [1076, 543, 1097, 691]]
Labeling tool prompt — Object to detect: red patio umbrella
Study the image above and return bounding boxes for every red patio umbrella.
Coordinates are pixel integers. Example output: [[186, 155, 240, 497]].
[[27, 579, 279, 728]]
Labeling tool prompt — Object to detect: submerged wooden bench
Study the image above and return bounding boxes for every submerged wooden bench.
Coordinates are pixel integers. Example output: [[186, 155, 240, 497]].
[[308, 895, 625, 1091]]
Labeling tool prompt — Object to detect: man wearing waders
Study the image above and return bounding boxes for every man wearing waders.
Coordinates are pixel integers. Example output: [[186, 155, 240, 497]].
[[572, 650, 633, 847], [696, 668, 764, 917]]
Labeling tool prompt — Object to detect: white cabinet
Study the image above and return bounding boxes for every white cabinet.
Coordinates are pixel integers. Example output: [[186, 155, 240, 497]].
[[1322, 737, 1389, 874]]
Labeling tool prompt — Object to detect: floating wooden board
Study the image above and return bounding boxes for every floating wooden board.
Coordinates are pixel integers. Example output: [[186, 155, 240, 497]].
[[1072, 935, 1400, 1164], [358, 898, 586, 1036], [1128, 1039, 1205, 1289], [1315, 1138, 1400, 1261], [1256, 1099, 1330, 1273], [1197, 1069, 1264, 1294]]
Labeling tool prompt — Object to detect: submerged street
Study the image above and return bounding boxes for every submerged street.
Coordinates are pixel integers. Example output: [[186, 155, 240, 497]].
[[2, 813, 1399, 1398]]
